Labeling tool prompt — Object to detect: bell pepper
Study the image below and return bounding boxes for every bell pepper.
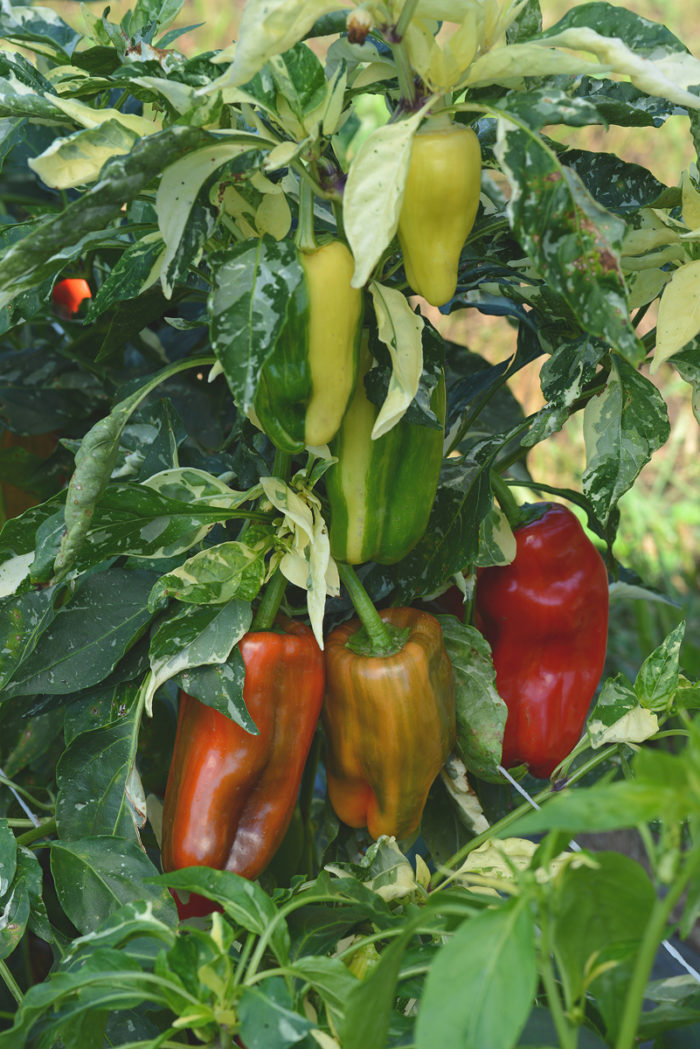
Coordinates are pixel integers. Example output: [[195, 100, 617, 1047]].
[[0, 430, 58, 520], [326, 348, 445, 565], [254, 239, 363, 452], [161, 616, 325, 881], [397, 120, 481, 307], [322, 607, 456, 839], [475, 503, 609, 778]]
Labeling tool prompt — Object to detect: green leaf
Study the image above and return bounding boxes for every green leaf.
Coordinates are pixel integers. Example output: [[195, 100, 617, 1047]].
[[152, 867, 290, 962], [415, 897, 537, 1049], [635, 621, 686, 712], [175, 650, 255, 732], [3, 569, 155, 698], [209, 236, 305, 416], [140, 598, 251, 716], [28, 120, 141, 191], [583, 356, 670, 526], [0, 820, 17, 897], [494, 122, 643, 363], [238, 976, 313, 1049], [0, 586, 56, 691], [551, 850, 656, 1015], [437, 615, 507, 778], [50, 836, 174, 935], [0, 3, 81, 61], [55, 683, 144, 841], [0, 848, 45, 961], [341, 920, 418, 1049], [148, 537, 270, 608], [85, 233, 164, 321]]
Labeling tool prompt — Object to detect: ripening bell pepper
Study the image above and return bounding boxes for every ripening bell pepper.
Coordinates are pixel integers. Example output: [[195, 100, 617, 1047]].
[[161, 617, 324, 880], [475, 504, 609, 778], [52, 277, 92, 318], [323, 608, 456, 839], [253, 240, 363, 452], [397, 121, 481, 307], [326, 349, 445, 565]]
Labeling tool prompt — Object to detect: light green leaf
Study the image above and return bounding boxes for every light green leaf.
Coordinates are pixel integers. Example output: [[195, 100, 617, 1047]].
[[211, 0, 342, 85], [588, 674, 659, 748], [28, 120, 140, 190], [635, 621, 686, 712], [148, 538, 270, 608], [46, 95, 157, 135], [345, 105, 431, 289], [652, 260, 700, 373], [369, 281, 424, 438]]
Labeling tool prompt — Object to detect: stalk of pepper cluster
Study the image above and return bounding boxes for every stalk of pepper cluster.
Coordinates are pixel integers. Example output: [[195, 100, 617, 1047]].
[[322, 565, 456, 839], [475, 499, 610, 778]]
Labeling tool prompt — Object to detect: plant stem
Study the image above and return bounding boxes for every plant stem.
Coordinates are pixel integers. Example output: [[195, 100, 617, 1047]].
[[251, 569, 287, 631], [295, 176, 317, 253], [538, 892, 578, 1049], [337, 562, 397, 654], [394, 0, 420, 40], [16, 818, 57, 848], [615, 845, 700, 1049], [0, 960, 22, 1005], [490, 471, 522, 529]]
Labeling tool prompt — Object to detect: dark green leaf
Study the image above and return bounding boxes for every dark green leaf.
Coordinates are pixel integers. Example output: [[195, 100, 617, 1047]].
[[56, 683, 143, 841], [175, 648, 256, 732], [4, 569, 155, 697], [0, 586, 57, 692], [209, 236, 304, 415], [50, 836, 175, 934], [238, 976, 313, 1049]]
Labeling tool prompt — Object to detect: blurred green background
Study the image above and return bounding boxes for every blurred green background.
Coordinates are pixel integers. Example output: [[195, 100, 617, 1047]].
[[44, 0, 700, 680]]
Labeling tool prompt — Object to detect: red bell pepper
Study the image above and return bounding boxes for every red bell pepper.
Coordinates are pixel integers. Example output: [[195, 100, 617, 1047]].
[[161, 617, 325, 893], [52, 277, 92, 317], [475, 503, 609, 778]]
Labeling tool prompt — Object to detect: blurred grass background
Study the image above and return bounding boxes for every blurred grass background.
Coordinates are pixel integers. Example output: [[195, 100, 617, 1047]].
[[48, 0, 700, 679]]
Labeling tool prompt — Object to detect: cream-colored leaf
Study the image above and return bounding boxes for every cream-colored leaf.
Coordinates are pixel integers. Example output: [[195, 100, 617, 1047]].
[[351, 60, 397, 91], [210, 0, 341, 85], [127, 75, 197, 115], [369, 281, 424, 438], [627, 267, 671, 310], [652, 259, 700, 373], [345, 103, 431, 289], [28, 120, 139, 189], [440, 755, 490, 834], [264, 140, 305, 171], [0, 552, 34, 598], [260, 476, 314, 542], [255, 190, 292, 239], [323, 66, 347, 136], [538, 28, 700, 110], [681, 171, 700, 232], [588, 707, 659, 749], [48, 94, 156, 135], [463, 40, 606, 88], [156, 143, 259, 297]]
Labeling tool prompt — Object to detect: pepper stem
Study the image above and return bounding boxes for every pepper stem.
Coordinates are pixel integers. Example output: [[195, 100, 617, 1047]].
[[337, 563, 407, 657], [491, 471, 522, 530], [295, 177, 318, 254]]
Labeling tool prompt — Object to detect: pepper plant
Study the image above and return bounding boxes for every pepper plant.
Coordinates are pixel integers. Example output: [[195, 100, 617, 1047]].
[[0, 0, 700, 1046]]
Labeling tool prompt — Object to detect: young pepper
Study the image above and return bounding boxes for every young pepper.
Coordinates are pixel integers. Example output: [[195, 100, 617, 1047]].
[[253, 240, 363, 452], [161, 617, 324, 881], [475, 503, 609, 778], [323, 607, 456, 840], [326, 347, 445, 565], [397, 120, 481, 307]]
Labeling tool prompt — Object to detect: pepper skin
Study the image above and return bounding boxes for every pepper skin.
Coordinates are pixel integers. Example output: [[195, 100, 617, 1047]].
[[254, 240, 363, 452], [161, 617, 324, 880], [326, 352, 445, 565], [52, 277, 92, 318], [475, 504, 609, 778], [0, 431, 57, 520], [323, 608, 456, 839], [397, 123, 481, 307]]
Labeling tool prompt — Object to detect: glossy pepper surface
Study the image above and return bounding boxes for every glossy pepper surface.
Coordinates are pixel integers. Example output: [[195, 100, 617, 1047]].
[[323, 608, 456, 839], [326, 350, 445, 565], [52, 277, 92, 317], [475, 503, 609, 778], [254, 240, 363, 452], [161, 617, 324, 880], [397, 122, 481, 307]]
